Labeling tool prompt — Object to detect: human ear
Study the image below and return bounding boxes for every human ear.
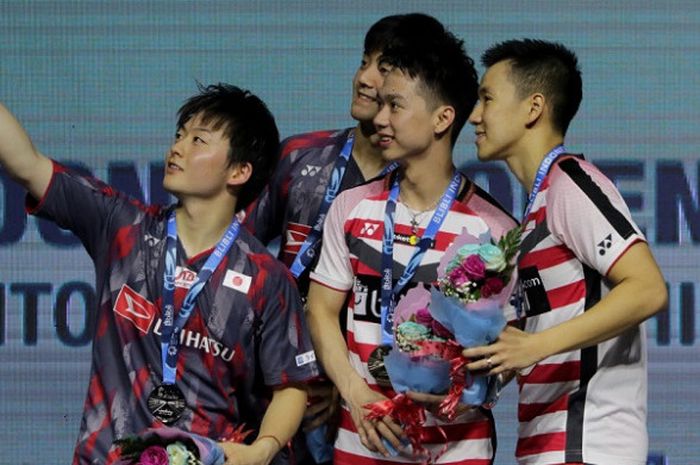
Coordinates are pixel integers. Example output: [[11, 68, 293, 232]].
[[433, 105, 455, 136], [227, 162, 253, 187], [527, 93, 545, 125]]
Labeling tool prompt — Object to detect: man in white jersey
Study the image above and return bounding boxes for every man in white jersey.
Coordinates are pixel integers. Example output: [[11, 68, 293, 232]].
[[463, 39, 668, 465], [307, 14, 517, 465]]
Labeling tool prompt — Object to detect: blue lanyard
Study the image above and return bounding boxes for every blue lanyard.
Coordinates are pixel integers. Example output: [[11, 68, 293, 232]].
[[379, 171, 462, 344], [289, 132, 398, 278], [514, 144, 566, 319], [161, 212, 241, 385], [522, 144, 567, 220]]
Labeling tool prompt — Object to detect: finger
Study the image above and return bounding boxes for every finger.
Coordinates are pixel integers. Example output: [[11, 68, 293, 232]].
[[461, 345, 490, 359], [381, 415, 407, 441], [374, 420, 403, 454], [405, 390, 445, 405], [364, 421, 390, 455], [356, 421, 377, 452]]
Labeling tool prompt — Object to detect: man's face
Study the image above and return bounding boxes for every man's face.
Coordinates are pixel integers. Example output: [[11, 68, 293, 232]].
[[350, 50, 392, 123], [162, 112, 235, 199], [373, 69, 437, 162], [468, 60, 531, 162]]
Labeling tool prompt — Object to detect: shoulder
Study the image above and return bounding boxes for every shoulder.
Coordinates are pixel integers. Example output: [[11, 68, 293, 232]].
[[462, 178, 519, 232], [279, 127, 352, 159], [334, 175, 389, 214]]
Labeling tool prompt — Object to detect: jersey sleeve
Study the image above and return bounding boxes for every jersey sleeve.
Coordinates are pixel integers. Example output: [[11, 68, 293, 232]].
[[547, 158, 645, 276], [309, 190, 354, 291], [258, 259, 319, 385], [26, 161, 142, 259]]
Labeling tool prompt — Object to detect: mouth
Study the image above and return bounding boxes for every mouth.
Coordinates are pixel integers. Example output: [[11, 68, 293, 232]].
[[356, 91, 377, 104], [474, 131, 485, 144], [377, 133, 394, 148], [166, 161, 183, 173]]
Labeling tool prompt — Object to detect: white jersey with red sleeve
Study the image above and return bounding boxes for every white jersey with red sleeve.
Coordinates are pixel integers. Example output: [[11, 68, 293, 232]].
[[311, 173, 518, 465], [516, 155, 648, 465]]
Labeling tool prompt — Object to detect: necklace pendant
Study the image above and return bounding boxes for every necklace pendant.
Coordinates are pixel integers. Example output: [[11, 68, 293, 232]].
[[409, 234, 419, 246]]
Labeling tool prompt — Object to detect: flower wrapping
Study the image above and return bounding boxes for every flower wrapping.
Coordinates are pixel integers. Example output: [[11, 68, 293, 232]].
[[114, 425, 248, 465]]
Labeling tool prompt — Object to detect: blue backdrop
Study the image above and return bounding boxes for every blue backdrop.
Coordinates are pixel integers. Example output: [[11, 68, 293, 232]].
[[0, 1, 698, 464]]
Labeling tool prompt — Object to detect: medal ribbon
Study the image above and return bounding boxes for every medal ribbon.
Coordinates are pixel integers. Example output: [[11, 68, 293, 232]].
[[161, 211, 241, 385], [290, 132, 398, 278], [380, 170, 462, 345], [515, 144, 566, 319]]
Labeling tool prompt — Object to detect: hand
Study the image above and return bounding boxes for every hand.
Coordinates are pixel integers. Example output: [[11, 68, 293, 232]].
[[405, 391, 476, 422], [462, 325, 545, 375], [218, 440, 276, 465], [303, 382, 340, 433], [346, 381, 406, 456]]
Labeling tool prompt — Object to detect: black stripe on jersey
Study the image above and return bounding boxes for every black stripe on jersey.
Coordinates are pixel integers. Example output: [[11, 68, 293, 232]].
[[558, 158, 636, 240], [565, 264, 601, 462]]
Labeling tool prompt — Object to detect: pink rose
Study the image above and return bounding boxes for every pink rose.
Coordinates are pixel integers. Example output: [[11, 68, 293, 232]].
[[448, 266, 470, 287], [481, 277, 505, 298], [431, 319, 453, 339], [462, 254, 486, 281], [139, 445, 169, 465], [415, 307, 433, 326]]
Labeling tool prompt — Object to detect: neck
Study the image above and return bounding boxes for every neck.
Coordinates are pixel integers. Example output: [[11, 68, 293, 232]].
[[506, 133, 565, 193], [351, 121, 387, 179], [174, 196, 238, 258], [398, 144, 457, 211]]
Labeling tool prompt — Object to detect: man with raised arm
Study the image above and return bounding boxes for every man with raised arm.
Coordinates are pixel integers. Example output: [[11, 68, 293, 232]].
[[0, 84, 318, 465]]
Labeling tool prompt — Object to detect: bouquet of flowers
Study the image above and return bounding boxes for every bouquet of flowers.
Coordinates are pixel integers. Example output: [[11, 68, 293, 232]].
[[383, 226, 521, 415], [114, 425, 249, 465]]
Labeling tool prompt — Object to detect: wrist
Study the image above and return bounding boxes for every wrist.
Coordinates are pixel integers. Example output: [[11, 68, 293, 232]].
[[254, 435, 283, 462]]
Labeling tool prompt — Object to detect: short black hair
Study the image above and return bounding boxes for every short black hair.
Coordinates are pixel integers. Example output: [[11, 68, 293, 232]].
[[481, 39, 582, 135], [363, 14, 405, 55], [379, 13, 478, 146], [176, 83, 280, 211]]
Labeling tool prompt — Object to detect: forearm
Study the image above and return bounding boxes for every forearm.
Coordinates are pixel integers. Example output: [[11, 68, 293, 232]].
[[0, 103, 52, 198], [257, 385, 307, 447], [533, 272, 667, 360], [307, 285, 366, 403]]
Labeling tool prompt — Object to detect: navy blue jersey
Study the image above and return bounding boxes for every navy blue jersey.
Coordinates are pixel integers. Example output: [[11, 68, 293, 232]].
[[29, 162, 318, 465], [244, 128, 366, 296]]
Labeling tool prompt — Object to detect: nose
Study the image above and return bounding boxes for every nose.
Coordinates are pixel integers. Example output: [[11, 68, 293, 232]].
[[357, 63, 383, 90], [373, 102, 389, 131], [468, 102, 482, 125]]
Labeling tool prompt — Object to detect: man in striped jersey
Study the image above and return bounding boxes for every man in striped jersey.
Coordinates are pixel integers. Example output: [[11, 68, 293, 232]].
[[307, 14, 517, 465], [464, 39, 668, 465]]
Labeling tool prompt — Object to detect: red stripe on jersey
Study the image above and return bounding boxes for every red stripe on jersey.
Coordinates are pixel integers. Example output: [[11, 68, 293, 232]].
[[519, 244, 576, 270], [281, 130, 336, 157], [547, 279, 585, 309], [518, 393, 570, 422], [356, 259, 381, 277], [346, 330, 377, 362], [335, 448, 492, 465], [522, 361, 581, 385], [339, 409, 492, 443], [516, 431, 567, 457]]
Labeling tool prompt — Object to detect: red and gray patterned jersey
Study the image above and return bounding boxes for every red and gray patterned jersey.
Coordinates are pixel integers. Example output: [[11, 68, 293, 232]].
[[29, 162, 319, 465], [244, 127, 365, 296], [516, 155, 647, 465]]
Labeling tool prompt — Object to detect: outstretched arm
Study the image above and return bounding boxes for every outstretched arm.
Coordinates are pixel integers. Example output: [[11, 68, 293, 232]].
[[463, 242, 668, 373], [0, 102, 53, 199]]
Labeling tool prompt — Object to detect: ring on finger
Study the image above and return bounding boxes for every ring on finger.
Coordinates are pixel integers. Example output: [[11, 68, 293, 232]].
[[486, 357, 494, 369]]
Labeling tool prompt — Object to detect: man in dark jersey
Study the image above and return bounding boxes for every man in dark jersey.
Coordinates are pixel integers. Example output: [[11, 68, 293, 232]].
[[0, 84, 318, 465], [243, 14, 417, 464]]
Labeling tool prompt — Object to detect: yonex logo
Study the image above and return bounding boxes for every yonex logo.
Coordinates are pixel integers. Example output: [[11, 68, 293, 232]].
[[360, 222, 378, 236], [301, 165, 322, 176], [597, 234, 613, 256]]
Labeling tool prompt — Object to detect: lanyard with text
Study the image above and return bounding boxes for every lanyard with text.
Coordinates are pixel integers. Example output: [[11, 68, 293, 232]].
[[522, 144, 567, 221], [290, 132, 398, 278], [160, 212, 241, 385], [380, 170, 462, 345]]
